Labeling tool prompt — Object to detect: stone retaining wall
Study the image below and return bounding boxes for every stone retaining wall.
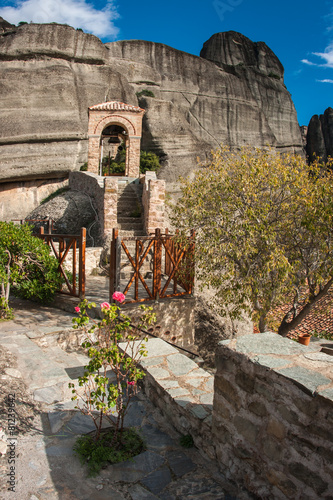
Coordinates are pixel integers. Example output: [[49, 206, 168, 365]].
[[69, 171, 117, 241], [126, 334, 333, 499], [123, 296, 196, 349], [0, 178, 68, 221], [142, 172, 165, 234], [213, 333, 333, 499], [120, 338, 215, 459]]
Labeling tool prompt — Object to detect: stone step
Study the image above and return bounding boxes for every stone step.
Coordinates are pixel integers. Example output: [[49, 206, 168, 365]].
[[117, 199, 142, 207], [118, 186, 143, 194], [118, 230, 147, 237], [117, 198, 142, 210], [117, 216, 143, 224], [119, 222, 144, 230]]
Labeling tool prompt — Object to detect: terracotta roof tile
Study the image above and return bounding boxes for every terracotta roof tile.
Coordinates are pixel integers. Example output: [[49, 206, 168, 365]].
[[89, 101, 144, 113], [254, 287, 333, 338]]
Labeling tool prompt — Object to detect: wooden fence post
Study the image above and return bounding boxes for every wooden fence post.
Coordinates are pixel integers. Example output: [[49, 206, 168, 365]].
[[153, 228, 162, 300], [109, 228, 118, 302], [188, 229, 195, 294], [79, 227, 86, 299]]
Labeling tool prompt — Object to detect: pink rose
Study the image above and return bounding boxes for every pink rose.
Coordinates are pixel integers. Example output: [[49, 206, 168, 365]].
[[127, 381, 135, 386], [75, 306, 80, 313], [112, 291, 125, 303], [100, 302, 110, 310]]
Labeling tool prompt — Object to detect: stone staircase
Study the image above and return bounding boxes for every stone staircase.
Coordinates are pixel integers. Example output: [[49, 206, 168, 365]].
[[117, 178, 145, 237], [116, 179, 152, 281]]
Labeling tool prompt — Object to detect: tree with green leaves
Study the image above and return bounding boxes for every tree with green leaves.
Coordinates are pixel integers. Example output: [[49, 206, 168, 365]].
[[171, 146, 333, 336], [0, 222, 62, 318]]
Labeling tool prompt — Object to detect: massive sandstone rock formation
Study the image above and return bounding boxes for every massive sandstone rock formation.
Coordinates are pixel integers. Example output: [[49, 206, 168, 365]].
[[0, 22, 303, 218], [306, 107, 333, 162]]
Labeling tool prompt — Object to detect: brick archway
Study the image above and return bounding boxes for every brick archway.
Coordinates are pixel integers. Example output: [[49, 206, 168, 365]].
[[87, 101, 145, 177]]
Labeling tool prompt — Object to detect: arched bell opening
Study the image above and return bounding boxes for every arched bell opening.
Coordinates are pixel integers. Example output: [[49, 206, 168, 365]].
[[87, 101, 145, 177], [99, 124, 128, 176]]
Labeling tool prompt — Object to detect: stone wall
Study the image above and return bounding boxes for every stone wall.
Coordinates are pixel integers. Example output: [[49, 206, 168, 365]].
[[69, 171, 117, 241], [119, 338, 215, 459], [142, 172, 165, 234], [213, 333, 333, 499], [124, 296, 196, 349], [0, 178, 68, 221]]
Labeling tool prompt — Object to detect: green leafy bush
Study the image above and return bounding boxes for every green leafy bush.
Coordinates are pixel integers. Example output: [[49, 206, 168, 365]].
[[69, 297, 155, 475], [100, 149, 161, 175], [41, 186, 69, 204], [74, 427, 145, 476], [136, 89, 155, 98], [140, 151, 161, 173], [0, 222, 62, 317]]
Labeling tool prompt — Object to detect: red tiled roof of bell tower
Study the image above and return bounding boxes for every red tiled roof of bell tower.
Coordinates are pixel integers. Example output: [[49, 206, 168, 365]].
[[88, 101, 144, 113]]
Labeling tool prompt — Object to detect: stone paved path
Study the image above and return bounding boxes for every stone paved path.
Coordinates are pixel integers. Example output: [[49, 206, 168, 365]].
[[0, 298, 252, 500]]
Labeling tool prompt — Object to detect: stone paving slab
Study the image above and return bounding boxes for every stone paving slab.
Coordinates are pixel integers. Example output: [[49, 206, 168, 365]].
[[0, 298, 251, 500]]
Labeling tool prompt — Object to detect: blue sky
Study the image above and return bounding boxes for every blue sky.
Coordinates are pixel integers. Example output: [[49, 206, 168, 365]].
[[1, 0, 332, 126]]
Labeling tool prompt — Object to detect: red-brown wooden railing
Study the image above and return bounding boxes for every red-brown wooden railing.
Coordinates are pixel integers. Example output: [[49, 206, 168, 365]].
[[38, 227, 86, 298], [109, 228, 195, 304]]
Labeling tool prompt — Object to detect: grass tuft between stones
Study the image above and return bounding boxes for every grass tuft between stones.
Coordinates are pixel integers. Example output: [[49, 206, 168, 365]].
[[179, 433, 194, 448], [74, 427, 146, 476]]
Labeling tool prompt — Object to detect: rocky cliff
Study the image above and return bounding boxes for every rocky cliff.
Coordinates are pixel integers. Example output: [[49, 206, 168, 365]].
[[0, 22, 302, 190], [306, 107, 333, 162]]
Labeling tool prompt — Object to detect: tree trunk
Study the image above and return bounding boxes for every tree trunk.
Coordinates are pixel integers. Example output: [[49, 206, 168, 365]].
[[278, 277, 333, 336], [259, 315, 268, 333]]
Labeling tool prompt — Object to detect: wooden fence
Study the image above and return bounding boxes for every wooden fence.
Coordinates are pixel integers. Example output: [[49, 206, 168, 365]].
[[38, 227, 86, 298], [109, 228, 195, 304]]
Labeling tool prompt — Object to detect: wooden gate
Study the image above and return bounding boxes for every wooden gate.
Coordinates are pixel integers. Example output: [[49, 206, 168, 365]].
[[109, 228, 195, 303], [38, 227, 86, 298]]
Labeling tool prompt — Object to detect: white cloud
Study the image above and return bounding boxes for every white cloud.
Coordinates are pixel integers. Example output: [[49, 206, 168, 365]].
[[301, 8, 333, 69], [317, 79, 333, 83], [301, 58, 317, 66], [0, 0, 120, 39]]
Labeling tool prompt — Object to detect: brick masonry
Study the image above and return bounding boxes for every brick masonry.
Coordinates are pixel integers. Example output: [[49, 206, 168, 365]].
[[87, 103, 145, 178]]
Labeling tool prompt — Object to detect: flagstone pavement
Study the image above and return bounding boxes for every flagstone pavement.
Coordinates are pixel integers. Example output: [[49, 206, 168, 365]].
[[0, 297, 254, 500]]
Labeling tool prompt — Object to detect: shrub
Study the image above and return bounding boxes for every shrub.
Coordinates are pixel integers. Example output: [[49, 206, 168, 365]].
[[0, 222, 62, 317], [69, 296, 156, 475], [136, 89, 155, 98], [140, 151, 161, 173]]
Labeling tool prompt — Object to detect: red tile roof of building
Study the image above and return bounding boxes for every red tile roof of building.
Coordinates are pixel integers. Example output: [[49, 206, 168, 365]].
[[89, 101, 144, 112], [254, 287, 333, 338]]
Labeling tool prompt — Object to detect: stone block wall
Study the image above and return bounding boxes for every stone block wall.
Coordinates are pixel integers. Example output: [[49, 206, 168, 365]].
[[124, 296, 196, 349], [119, 338, 216, 460], [103, 176, 118, 238], [0, 178, 68, 221], [213, 333, 333, 499], [69, 171, 117, 241], [142, 172, 165, 234]]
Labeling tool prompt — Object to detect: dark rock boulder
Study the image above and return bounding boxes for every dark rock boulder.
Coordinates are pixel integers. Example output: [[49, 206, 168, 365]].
[[306, 107, 333, 162], [200, 31, 284, 79], [27, 190, 101, 245], [0, 17, 15, 34]]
